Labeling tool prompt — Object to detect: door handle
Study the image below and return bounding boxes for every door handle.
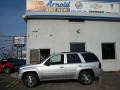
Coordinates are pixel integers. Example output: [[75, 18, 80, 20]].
[[60, 66, 64, 68]]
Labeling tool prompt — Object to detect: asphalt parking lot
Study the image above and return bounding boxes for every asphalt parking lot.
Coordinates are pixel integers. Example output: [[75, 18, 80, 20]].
[[0, 72, 120, 90]]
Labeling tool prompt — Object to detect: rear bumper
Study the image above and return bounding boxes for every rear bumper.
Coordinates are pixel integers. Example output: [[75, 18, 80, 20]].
[[94, 68, 103, 77]]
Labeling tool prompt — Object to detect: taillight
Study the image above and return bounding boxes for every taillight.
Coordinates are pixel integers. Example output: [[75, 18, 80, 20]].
[[99, 62, 101, 69]]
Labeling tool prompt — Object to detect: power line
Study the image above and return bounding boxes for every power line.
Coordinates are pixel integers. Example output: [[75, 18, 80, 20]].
[[0, 42, 12, 44], [0, 34, 14, 37], [0, 34, 26, 37], [0, 44, 12, 48], [0, 40, 12, 42]]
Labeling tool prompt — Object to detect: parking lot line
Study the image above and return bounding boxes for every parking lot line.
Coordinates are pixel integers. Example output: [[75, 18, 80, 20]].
[[6, 79, 19, 88]]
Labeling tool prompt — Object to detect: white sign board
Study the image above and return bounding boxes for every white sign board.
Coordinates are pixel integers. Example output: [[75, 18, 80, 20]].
[[14, 37, 25, 45], [70, 1, 119, 13], [26, 0, 120, 14]]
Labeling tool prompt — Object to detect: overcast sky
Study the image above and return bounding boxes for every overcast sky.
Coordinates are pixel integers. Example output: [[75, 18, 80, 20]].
[[0, 0, 120, 37]]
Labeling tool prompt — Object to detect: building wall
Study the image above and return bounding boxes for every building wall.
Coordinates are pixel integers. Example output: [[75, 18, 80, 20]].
[[27, 19, 120, 71]]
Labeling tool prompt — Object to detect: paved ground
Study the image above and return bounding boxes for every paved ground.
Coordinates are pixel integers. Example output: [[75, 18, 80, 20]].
[[0, 72, 120, 90]]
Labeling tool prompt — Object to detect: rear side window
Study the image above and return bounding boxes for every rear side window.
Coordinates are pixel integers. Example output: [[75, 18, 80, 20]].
[[81, 53, 99, 62], [67, 54, 81, 64]]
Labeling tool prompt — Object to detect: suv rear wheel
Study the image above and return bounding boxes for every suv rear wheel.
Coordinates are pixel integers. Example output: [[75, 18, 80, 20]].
[[22, 73, 38, 88], [79, 71, 93, 85]]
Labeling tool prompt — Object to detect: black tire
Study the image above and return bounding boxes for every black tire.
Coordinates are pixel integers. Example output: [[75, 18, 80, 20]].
[[79, 71, 93, 85], [22, 73, 38, 88], [4, 67, 11, 74]]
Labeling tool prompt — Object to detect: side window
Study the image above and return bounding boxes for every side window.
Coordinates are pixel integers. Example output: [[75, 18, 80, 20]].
[[81, 53, 99, 62], [49, 54, 64, 65], [67, 54, 81, 64]]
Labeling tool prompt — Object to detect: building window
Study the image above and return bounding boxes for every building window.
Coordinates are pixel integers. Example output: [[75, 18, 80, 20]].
[[102, 43, 116, 59], [70, 43, 85, 52]]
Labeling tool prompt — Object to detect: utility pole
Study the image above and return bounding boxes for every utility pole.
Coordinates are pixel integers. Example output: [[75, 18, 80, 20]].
[[0, 47, 7, 59], [21, 46, 22, 59], [11, 36, 14, 58]]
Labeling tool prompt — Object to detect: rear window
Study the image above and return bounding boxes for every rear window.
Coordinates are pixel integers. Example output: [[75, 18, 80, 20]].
[[81, 53, 99, 62]]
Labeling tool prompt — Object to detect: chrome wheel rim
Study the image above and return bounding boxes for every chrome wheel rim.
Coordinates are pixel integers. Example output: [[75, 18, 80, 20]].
[[24, 75, 36, 87], [81, 73, 92, 84]]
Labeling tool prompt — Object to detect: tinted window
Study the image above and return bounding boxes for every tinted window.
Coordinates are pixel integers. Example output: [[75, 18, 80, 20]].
[[102, 43, 115, 59], [81, 53, 99, 62], [67, 54, 81, 64]]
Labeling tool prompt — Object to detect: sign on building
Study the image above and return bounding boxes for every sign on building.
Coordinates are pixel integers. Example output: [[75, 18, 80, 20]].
[[26, 0, 120, 14]]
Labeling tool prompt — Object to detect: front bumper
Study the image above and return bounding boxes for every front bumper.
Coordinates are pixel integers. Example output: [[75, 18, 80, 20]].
[[16, 73, 22, 80]]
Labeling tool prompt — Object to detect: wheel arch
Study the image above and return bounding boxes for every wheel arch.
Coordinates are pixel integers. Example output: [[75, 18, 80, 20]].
[[21, 71, 40, 81], [78, 69, 95, 79]]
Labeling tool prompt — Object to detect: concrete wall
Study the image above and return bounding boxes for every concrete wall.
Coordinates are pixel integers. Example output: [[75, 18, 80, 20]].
[[27, 19, 120, 71]]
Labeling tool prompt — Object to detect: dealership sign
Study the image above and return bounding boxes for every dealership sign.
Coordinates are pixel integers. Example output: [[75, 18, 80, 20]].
[[26, 0, 120, 19], [27, 0, 70, 12], [14, 37, 25, 47]]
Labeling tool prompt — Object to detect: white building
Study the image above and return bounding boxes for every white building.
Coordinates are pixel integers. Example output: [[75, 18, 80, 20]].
[[25, 0, 120, 71]]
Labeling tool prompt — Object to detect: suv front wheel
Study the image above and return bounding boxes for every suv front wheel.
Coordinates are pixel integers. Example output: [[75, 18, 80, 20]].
[[22, 73, 38, 88], [79, 71, 93, 85]]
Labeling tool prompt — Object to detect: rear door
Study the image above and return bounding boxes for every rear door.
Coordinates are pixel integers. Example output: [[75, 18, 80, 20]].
[[65, 53, 83, 79]]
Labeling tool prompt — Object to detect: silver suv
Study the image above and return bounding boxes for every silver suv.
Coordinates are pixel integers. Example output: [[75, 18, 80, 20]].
[[17, 52, 103, 88]]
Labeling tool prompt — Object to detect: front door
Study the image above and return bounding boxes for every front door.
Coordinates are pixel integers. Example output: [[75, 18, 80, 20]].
[[41, 54, 65, 80]]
